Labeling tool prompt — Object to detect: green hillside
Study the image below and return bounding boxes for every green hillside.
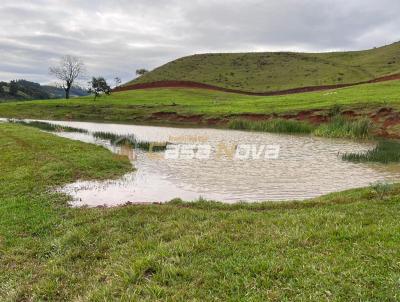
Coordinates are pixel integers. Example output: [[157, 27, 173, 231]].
[[128, 42, 400, 92]]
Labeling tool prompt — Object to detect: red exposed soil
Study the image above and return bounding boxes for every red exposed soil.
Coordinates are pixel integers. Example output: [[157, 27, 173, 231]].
[[342, 110, 357, 117], [151, 112, 204, 123], [114, 73, 400, 96], [375, 107, 393, 116], [231, 113, 271, 121], [382, 113, 400, 128]]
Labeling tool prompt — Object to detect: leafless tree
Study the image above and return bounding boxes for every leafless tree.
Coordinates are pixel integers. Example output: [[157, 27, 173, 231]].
[[49, 55, 85, 99]]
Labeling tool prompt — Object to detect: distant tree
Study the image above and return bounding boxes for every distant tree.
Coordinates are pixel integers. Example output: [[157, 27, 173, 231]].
[[114, 77, 122, 88], [9, 80, 18, 96], [49, 55, 85, 99], [88, 77, 111, 101], [136, 68, 149, 77]]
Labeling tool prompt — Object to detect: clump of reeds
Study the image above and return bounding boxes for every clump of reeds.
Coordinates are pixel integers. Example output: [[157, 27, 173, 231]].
[[228, 119, 315, 134], [9, 119, 88, 133], [314, 116, 371, 139], [342, 140, 400, 163], [92, 131, 167, 152], [92, 131, 121, 141]]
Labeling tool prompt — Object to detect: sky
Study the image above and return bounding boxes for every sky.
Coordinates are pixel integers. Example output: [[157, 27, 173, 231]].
[[0, 0, 399, 85]]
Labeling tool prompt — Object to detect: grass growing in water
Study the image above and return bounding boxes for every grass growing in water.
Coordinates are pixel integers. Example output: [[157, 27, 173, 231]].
[[92, 131, 167, 151], [92, 131, 122, 141], [342, 140, 400, 163], [228, 116, 372, 139], [9, 119, 88, 133], [314, 116, 372, 139], [228, 118, 315, 134]]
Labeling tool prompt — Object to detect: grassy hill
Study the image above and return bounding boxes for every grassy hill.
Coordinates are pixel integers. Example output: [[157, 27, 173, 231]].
[[128, 42, 400, 92]]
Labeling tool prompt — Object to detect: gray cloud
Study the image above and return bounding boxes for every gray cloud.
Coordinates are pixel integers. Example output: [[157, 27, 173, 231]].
[[0, 0, 399, 84]]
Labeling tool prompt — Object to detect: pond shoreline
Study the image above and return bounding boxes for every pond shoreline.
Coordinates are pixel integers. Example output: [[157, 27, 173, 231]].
[[5, 118, 397, 207], [2, 104, 400, 140]]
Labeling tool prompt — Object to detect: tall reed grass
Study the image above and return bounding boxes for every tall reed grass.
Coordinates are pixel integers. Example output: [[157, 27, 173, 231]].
[[342, 140, 400, 163], [9, 120, 88, 133], [92, 131, 167, 152], [313, 116, 371, 139], [228, 119, 315, 134]]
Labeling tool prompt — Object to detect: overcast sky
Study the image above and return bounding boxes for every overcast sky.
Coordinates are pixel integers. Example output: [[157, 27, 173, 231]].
[[1, 0, 399, 84]]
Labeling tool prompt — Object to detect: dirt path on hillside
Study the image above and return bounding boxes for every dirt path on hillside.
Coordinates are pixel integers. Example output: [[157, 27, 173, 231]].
[[114, 73, 400, 96]]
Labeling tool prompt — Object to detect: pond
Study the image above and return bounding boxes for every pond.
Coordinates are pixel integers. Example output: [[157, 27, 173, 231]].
[[3, 119, 400, 206]]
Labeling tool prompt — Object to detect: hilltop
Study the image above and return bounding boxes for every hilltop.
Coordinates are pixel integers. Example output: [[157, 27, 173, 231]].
[[127, 42, 400, 93]]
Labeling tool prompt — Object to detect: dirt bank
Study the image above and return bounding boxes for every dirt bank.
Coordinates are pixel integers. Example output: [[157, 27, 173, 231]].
[[114, 74, 400, 96], [144, 107, 400, 139]]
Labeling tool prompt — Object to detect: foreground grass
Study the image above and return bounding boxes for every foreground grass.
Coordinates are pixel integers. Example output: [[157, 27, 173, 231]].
[[1, 123, 400, 301], [0, 80, 400, 124]]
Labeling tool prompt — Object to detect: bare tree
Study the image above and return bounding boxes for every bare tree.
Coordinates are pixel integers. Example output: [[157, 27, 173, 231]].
[[49, 55, 85, 99]]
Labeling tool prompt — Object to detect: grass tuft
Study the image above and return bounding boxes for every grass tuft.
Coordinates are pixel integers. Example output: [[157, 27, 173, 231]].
[[314, 116, 372, 139], [342, 140, 400, 163], [228, 118, 315, 134], [93, 131, 167, 152], [9, 119, 88, 133], [370, 181, 395, 200]]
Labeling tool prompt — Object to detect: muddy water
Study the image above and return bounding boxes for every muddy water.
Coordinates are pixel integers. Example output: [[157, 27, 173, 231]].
[[6, 119, 400, 206]]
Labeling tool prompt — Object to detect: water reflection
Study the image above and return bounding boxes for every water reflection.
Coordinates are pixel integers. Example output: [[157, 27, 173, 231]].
[[117, 144, 137, 161]]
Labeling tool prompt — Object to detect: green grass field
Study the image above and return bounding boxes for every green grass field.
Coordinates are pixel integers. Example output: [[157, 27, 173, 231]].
[[0, 79, 400, 119], [1, 80, 400, 138], [1, 123, 400, 301], [129, 42, 400, 92]]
